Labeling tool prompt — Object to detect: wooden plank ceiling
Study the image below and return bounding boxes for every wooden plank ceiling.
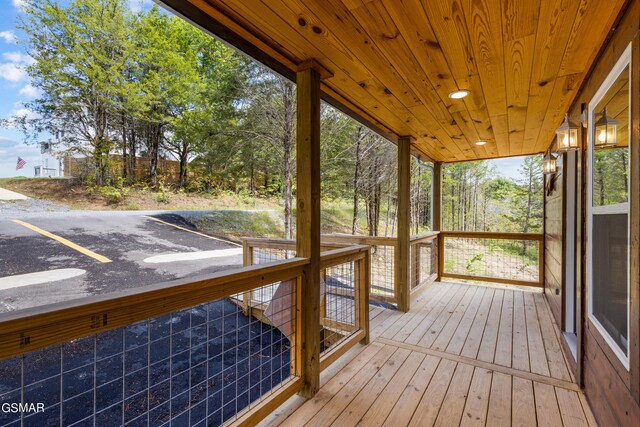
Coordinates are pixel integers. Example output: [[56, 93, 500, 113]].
[[186, 0, 627, 162]]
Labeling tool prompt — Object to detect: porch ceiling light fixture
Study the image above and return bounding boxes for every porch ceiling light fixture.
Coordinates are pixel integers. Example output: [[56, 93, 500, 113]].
[[594, 107, 618, 148], [448, 89, 470, 99], [555, 113, 580, 152], [543, 151, 557, 175], [475, 140, 487, 146]]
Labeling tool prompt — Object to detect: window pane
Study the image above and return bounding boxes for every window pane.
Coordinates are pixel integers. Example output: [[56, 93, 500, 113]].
[[592, 65, 629, 207], [593, 148, 629, 206], [592, 213, 628, 355]]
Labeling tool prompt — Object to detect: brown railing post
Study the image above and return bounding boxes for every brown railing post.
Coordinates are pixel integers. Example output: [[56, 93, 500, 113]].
[[242, 239, 252, 315], [296, 61, 326, 398], [359, 249, 371, 344], [538, 239, 545, 287], [437, 233, 445, 282], [434, 162, 443, 283], [396, 136, 412, 312]]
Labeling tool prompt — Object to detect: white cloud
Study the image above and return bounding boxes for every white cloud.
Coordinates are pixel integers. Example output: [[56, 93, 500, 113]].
[[0, 30, 17, 44], [0, 52, 33, 83], [18, 84, 39, 98], [2, 52, 33, 65], [0, 62, 27, 82], [129, 0, 153, 13], [12, 0, 26, 12], [11, 107, 38, 121]]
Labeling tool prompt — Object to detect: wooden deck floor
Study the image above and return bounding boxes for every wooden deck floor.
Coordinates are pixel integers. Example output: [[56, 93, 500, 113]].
[[261, 281, 597, 427]]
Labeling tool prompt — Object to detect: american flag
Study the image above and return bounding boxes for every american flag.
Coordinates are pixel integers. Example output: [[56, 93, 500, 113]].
[[16, 157, 26, 170]]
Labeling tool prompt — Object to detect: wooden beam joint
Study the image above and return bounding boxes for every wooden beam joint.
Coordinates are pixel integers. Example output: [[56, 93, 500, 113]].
[[297, 59, 333, 81]]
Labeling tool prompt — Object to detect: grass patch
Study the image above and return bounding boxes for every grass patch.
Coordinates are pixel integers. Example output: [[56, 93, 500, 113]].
[[189, 210, 284, 240]]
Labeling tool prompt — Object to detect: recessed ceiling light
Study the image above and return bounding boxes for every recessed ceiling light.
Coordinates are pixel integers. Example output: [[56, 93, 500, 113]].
[[475, 140, 487, 146], [448, 89, 470, 99]]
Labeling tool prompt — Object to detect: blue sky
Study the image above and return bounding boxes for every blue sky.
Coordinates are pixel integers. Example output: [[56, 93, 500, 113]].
[[0, 0, 525, 180], [0, 0, 154, 178], [0, 0, 40, 178]]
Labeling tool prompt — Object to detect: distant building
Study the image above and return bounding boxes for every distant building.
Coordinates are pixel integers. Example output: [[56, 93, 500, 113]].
[[34, 130, 64, 177]]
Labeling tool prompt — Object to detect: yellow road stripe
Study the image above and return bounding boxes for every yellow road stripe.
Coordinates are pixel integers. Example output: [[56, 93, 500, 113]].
[[12, 219, 112, 263], [142, 216, 242, 247]]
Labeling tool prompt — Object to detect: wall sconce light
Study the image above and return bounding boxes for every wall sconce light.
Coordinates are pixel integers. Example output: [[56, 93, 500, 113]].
[[594, 107, 618, 148], [543, 151, 557, 175], [555, 113, 580, 152]]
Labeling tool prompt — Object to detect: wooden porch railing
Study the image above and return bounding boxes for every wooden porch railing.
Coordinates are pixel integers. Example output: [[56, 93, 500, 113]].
[[243, 233, 439, 309], [437, 231, 544, 287], [0, 246, 370, 427]]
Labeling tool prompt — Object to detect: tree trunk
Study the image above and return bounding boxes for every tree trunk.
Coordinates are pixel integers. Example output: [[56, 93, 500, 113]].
[[121, 113, 127, 179], [128, 122, 136, 182], [179, 146, 188, 188], [281, 80, 294, 240], [352, 126, 363, 234], [148, 123, 161, 186]]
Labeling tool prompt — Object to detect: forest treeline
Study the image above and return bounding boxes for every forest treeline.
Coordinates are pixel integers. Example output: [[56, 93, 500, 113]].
[[6, 0, 543, 237]]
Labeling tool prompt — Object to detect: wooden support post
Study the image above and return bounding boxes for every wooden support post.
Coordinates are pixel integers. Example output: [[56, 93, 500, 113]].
[[396, 136, 412, 312], [242, 240, 252, 315], [412, 242, 421, 289], [296, 62, 323, 398], [357, 252, 370, 344], [433, 162, 443, 232], [433, 162, 443, 281], [629, 35, 640, 403]]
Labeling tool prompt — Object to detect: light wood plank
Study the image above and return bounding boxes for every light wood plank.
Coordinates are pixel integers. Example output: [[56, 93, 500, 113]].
[[577, 392, 599, 427], [355, 351, 426, 427], [432, 286, 484, 352], [392, 281, 455, 342], [523, 292, 551, 376], [487, 371, 512, 427], [446, 286, 487, 355], [379, 282, 448, 341], [512, 377, 537, 426], [512, 290, 530, 372], [460, 367, 493, 427], [417, 285, 475, 348], [377, 336, 579, 392], [382, 355, 442, 427], [280, 343, 389, 426], [329, 348, 412, 426], [494, 289, 514, 367], [533, 292, 572, 381], [477, 288, 505, 362], [404, 283, 465, 345], [556, 387, 590, 427], [300, 345, 398, 426], [408, 359, 458, 426], [534, 382, 563, 427], [434, 362, 475, 426], [460, 287, 495, 359]]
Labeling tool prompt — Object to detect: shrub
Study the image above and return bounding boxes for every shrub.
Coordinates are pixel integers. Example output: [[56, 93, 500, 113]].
[[97, 185, 129, 204]]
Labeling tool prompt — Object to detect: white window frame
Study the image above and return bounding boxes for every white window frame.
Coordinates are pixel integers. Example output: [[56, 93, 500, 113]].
[[586, 42, 632, 370]]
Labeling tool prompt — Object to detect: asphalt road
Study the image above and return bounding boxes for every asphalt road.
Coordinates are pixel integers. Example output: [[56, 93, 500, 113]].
[[0, 209, 243, 313]]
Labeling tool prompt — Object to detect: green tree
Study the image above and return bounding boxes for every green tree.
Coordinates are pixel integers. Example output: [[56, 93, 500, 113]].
[[17, 0, 132, 184]]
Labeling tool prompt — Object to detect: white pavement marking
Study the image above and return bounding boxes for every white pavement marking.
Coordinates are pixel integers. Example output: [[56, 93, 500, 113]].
[[0, 187, 29, 200], [143, 248, 243, 264], [0, 268, 86, 290]]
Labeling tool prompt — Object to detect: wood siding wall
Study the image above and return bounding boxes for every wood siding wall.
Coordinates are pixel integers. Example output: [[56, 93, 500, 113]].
[[543, 0, 640, 424], [544, 157, 564, 326]]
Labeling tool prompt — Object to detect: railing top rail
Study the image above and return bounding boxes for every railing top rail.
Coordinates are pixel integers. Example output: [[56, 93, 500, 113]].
[[243, 234, 398, 247], [318, 234, 397, 246], [410, 231, 439, 242], [440, 231, 544, 241], [0, 257, 309, 359], [320, 244, 370, 269]]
